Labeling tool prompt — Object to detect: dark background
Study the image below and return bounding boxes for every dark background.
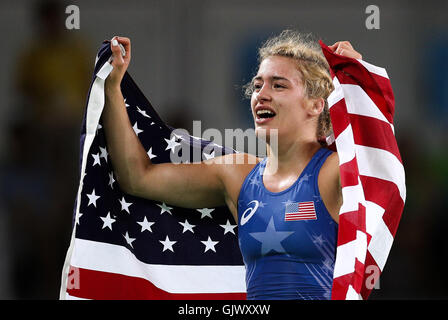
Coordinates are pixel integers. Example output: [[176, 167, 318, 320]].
[[0, 0, 446, 299]]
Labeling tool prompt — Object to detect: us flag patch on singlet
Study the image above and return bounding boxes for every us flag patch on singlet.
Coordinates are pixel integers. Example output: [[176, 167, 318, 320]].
[[284, 201, 317, 221]]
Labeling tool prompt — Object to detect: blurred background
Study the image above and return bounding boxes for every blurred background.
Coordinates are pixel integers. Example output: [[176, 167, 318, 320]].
[[0, 0, 446, 299]]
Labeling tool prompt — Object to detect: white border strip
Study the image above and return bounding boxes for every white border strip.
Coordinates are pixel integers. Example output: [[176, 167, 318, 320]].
[[59, 61, 114, 300]]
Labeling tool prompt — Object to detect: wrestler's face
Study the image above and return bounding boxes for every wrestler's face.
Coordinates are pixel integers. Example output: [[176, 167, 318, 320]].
[[250, 55, 312, 140]]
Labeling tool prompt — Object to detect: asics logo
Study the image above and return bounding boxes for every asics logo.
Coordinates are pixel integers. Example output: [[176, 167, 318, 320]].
[[240, 200, 259, 226]]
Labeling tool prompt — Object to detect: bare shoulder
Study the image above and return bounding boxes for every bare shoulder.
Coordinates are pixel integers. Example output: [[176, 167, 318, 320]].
[[208, 152, 262, 185], [320, 151, 340, 177], [318, 150, 341, 223], [206, 152, 262, 220], [210, 152, 261, 166]]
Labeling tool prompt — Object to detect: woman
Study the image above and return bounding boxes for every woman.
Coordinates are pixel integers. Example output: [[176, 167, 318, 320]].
[[102, 30, 362, 299]]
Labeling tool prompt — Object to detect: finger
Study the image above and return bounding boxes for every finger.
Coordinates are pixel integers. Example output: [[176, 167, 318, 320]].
[[338, 42, 353, 51], [115, 36, 131, 60], [339, 49, 362, 60], [328, 42, 339, 51], [110, 37, 125, 65], [335, 44, 344, 55], [340, 41, 354, 50]]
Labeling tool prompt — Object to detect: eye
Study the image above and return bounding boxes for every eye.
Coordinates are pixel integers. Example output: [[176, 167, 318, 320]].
[[253, 83, 262, 90], [273, 83, 286, 89]]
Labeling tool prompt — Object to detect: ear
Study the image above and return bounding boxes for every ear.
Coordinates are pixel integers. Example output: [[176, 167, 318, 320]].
[[307, 97, 325, 116]]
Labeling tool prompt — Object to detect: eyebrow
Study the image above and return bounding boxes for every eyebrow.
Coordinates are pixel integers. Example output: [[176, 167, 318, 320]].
[[252, 75, 291, 83]]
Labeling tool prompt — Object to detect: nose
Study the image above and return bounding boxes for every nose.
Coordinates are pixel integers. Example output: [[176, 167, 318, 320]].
[[255, 83, 272, 103]]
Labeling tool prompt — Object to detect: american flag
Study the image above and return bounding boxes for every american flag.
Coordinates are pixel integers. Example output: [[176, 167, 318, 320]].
[[319, 41, 406, 300], [284, 201, 317, 221], [59, 41, 246, 300]]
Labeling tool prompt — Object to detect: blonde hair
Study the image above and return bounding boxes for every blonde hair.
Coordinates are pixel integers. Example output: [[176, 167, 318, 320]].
[[245, 30, 334, 143]]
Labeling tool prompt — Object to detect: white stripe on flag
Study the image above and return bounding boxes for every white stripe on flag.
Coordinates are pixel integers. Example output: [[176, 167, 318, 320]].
[[66, 292, 90, 300], [357, 59, 389, 79], [333, 239, 356, 278], [365, 201, 385, 236], [328, 77, 344, 108], [342, 84, 391, 124], [336, 124, 356, 165], [333, 231, 367, 279], [367, 216, 394, 271], [355, 145, 406, 202], [71, 238, 246, 294], [346, 285, 363, 300], [340, 181, 365, 215]]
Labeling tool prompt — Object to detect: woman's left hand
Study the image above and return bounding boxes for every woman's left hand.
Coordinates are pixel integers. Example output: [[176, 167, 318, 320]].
[[328, 41, 362, 60]]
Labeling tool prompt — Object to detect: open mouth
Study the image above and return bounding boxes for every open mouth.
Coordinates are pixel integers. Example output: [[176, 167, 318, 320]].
[[256, 109, 276, 119], [255, 109, 276, 124]]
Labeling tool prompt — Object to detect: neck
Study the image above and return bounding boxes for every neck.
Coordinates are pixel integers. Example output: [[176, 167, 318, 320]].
[[264, 130, 321, 177]]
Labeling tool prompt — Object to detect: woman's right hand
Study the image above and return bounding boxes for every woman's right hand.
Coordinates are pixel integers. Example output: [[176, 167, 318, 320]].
[[106, 36, 131, 89]]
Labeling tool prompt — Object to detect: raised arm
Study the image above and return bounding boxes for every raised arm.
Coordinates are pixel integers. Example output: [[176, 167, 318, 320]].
[[102, 36, 227, 209]]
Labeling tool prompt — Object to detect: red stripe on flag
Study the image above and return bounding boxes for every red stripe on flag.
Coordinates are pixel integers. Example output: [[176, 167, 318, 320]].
[[299, 202, 314, 206], [339, 158, 360, 187], [329, 99, 351, 137], [350, 114, 402, 162], [285, 216, 317, 221], [360, 175, 404, 236], [66, 266, 246, 300], [331, 273, 352, 300]]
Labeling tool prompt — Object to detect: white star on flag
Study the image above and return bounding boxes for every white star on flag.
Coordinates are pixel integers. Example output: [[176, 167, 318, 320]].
[[119, 197, 133, 214], [196, 208, 214, 219], [99, 146, 108, 163], [159, 236, 176, 252], [219, 220, 237, 235], [100, 212, 116, 230], [172, 132, 184, 141], [75, 212, 83, 225], [124, 98, 130, 107], [86, 189, 100, 207], [136, 106, 151, 118], [203, 150, 215, 160], [137, 216, 155, 233], [179, 219, 195, 233], [123, 232, 136, 248], [201, 236, 219, 253], [157, 202, 173, 215], [108, 172, 115, 189], [147, 147, 157, 160], [92, 153, 101, 166], [133, 122, 143, 136], [164, 136, 181, 153]]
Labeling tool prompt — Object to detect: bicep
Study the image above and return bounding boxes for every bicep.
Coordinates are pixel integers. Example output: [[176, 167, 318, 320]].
[[132, 160, 226, 209]]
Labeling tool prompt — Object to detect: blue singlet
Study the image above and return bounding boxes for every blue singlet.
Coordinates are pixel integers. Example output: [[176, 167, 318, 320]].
[[237, 148, 338, 300]]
